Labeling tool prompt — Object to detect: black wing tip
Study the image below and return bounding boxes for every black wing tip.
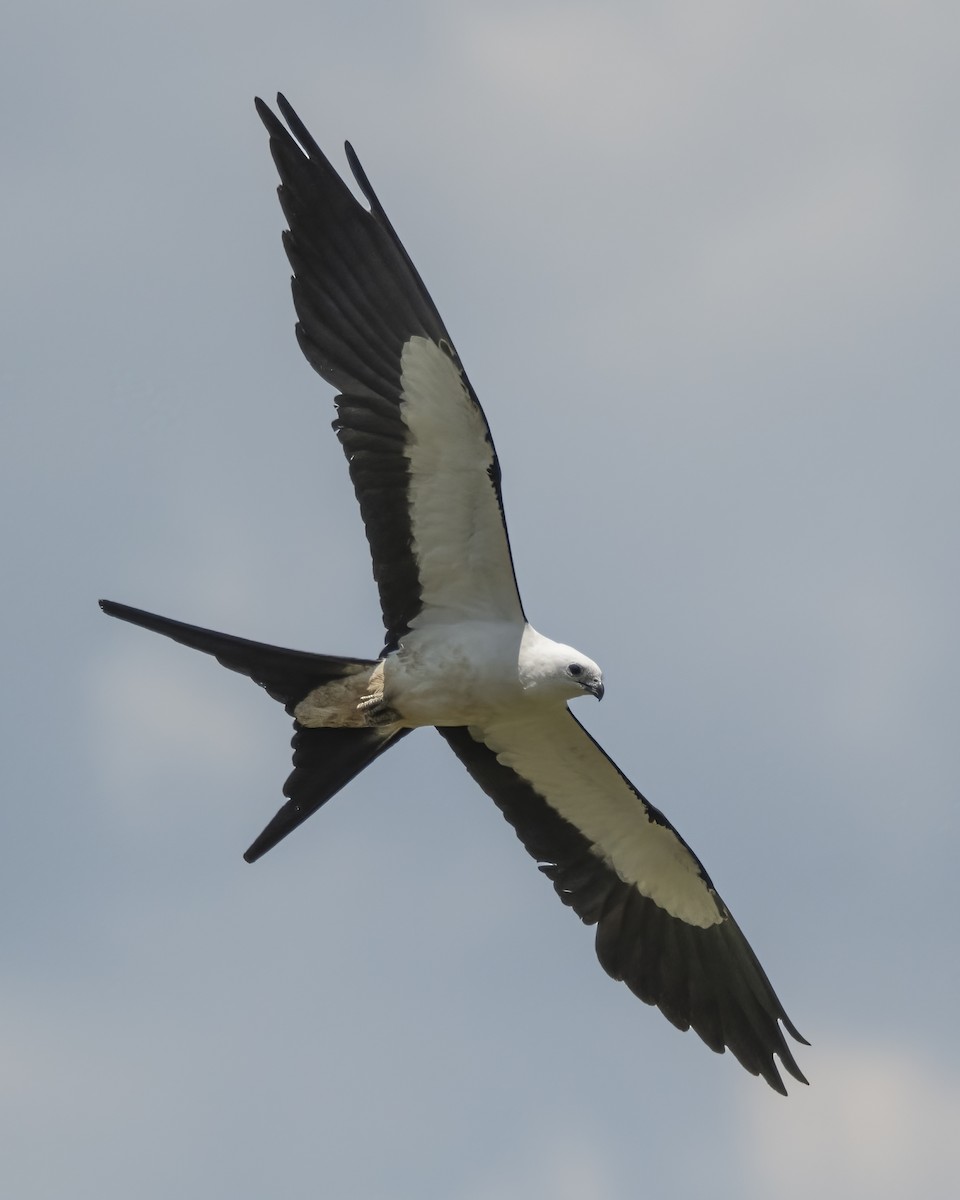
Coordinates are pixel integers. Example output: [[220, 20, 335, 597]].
[[768, 1074, 791, 1098], [254, 94, 285, 140], [770, 1043, 809, 1094], [738, 1008, 810, 1095], [343, 141, 375, 206], [275, 92, 296, 124], [744, 1019, 810, 1095], [270, 93, 329, 166], [783, 1016, 811, 1048], [705, 1015, 808, 1095], [255, 94, 313, 159], [768, 1054, 809, 1096], [253, 91, 288, 116], [257, 95, 370, 206]]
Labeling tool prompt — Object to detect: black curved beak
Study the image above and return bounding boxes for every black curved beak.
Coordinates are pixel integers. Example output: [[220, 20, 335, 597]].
[[586, 680, 604, 701]]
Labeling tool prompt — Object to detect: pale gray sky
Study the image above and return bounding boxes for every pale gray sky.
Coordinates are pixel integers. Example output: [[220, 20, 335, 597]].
[[4, 2, 959, 1197]]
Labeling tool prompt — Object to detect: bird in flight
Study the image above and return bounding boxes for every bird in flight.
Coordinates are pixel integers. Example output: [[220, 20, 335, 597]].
[[101, 94, 807, 1094]]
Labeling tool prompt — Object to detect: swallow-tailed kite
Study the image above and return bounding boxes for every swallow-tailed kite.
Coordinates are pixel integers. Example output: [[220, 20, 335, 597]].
[[100, 95, 807, 1093]]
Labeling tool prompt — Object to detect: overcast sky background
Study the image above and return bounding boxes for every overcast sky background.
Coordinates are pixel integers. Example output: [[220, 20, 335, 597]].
[[3, 2, 959, 1197]]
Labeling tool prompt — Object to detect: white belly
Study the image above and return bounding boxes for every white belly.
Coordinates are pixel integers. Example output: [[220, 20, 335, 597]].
[[383, 620, 528, 726]]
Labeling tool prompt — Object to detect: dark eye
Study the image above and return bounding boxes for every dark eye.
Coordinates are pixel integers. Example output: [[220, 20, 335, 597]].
[[568, 663, 583, 677]]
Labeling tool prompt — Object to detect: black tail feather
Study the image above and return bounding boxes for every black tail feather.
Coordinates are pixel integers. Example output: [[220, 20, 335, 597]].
[[99, 599, 410, 859], [244, 724, 410, 861], [99, 599, 376, 714]]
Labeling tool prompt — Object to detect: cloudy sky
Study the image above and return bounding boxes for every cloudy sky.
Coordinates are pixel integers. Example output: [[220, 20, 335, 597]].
[[4, 2, 959, 1196]]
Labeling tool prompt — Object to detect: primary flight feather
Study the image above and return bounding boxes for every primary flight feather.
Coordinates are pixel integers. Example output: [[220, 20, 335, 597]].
[[100, 94, 807, 1093]]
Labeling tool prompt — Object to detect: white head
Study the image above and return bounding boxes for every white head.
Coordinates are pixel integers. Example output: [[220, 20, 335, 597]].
[[520, 630, 604, 703]]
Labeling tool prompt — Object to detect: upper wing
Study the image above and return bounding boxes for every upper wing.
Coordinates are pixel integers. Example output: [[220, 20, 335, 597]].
[[257, 96, 525, 648], [438, 712, 808, 1094]]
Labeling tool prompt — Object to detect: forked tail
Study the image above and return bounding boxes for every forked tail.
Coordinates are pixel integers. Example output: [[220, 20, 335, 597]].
[[99, 600, 409, 860]]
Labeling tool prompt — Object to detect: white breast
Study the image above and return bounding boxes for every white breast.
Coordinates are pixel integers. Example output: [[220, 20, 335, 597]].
[[382, 620, 531, 726]]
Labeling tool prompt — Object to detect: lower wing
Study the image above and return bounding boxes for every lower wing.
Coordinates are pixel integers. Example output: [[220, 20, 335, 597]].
[[438, 710, 807, 1094]]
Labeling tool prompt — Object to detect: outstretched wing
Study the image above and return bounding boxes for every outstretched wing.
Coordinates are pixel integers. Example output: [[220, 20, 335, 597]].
[[438, 712, 808, 1094], [257, 95, 524, 649]]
